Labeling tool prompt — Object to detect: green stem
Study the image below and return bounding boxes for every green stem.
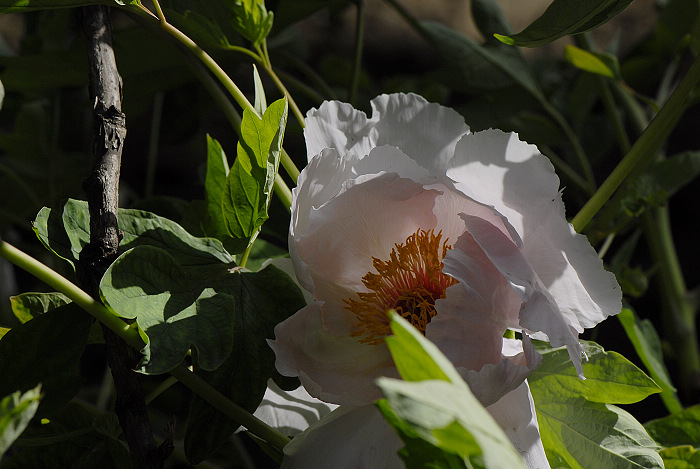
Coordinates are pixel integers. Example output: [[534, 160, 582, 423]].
[[169, 364, 290, 453], [348, 0, 366, 105], [0, 239, 143, 349], [274, 68, 327, 104], [145, 1, 256, 117], [642, 209, 700, 398], [572, 52, 700, 232], [273, 172, 293, 210]]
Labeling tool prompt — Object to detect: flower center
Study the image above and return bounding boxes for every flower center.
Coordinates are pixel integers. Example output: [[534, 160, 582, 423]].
[[344, 229, 457, 344]]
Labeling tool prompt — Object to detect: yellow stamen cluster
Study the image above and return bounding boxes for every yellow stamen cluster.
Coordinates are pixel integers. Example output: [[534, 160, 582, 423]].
[[344, 229, 457, 344]]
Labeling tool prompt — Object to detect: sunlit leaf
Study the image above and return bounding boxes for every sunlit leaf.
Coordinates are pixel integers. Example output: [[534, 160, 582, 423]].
[[9, 292, 71, 323], [377, 313, 526, 468], [223, 98, 287, 248], [565, 45, 618, 78], [530, 341, 663, 468], [99, 245, 235, 375], [618, 308, 682, 413], [0, 385, 41, 459]]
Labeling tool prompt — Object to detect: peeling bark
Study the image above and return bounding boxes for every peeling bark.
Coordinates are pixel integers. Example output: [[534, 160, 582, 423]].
[[79, 6, 167, 468]]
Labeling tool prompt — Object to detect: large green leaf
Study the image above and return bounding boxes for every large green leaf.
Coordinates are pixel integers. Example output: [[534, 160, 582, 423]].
[[531, 341, 661, 404], [33, 199, 234, 274], [645, 405, 700, 448], [530, 342, 663, 468], [223, 98, 287, 247], [494, 0, 634, 48], [0, 385, 41, 460], [618, 308, 682, 413], [376, 313, 526, 469], [184, 264, 306, 463], [0, 304, 92, 413], [1, 401, 130, 469], [99, 245, 235, 375]]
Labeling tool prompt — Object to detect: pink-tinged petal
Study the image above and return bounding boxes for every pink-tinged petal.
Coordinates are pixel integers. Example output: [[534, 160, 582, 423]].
[[281, 405, 403, 469], [290, 148, 360, 291], [461, 214, 585, 377], [428, 230, 515, 371], [305, 93, 469, 174], [487, 380, 550, 469], [270, 302, 397, 406], [459, 337, 541, 407], [253, 379, 338, 437], [447, 129, 620, 332], [297, 173, 439, 295]]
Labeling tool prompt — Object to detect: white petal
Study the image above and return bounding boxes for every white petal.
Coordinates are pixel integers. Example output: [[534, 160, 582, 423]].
[[370, 93, 470, 173], [352, 144, 432, 181], [281, 405, 403, 469], [304, 101, 376, 162], [254, 379, 338, 436], [296, 173, 439, 295], [270, 302, 397, 406], [447, 129, 620, 332], [290, 148, 360, 291], [459, 337, 541, 407], [305, 93, 470, 174], [487, 380, 551, 469], [461, 214, 585, 377]]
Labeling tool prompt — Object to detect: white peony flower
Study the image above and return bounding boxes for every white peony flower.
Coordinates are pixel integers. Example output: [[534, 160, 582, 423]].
[[269, 93, 621, 468]]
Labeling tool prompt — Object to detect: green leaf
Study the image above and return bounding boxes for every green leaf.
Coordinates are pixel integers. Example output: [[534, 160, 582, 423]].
[[530, 342, 663, 468], [658, 446, 700, 468], [200, 135, 230, 240], [494, 0, 634, 48], [420, 21, 544, 100], [231, 0, 274, 47], [377, 313, 526, 468], [1, 401, 130, 469], [618, 308, 682, 413], [645, 405, 700, 448], [384, 311, 464, 385], [34, 199, 235, 274], [0, 304, 92, 413], [223, 98, 287, 246], [0, 385, 41, 459], [99, 245, 235, 375], [184, 264, 306, 463], [376, 400, 469, 469], [531, 341, 661, 404], [9, 292, 71, 324], [564, 45, 618, 78]]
